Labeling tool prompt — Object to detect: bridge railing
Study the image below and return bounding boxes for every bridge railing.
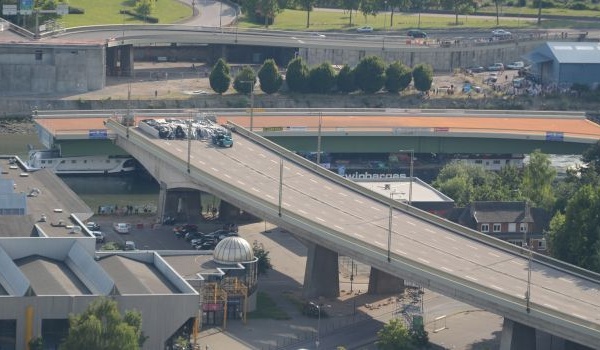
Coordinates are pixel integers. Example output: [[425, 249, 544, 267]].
[[106, 118, 600, 347], [230, 121, 600, 284]]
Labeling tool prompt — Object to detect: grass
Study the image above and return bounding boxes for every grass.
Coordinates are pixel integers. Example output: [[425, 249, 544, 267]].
[[478, 5, 600, 18], [61, 0, 190, 27], [240, 9, 539, 31], [247, 292, 291, 320]]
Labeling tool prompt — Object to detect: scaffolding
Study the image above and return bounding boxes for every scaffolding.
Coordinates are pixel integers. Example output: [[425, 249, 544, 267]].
[[201, 277, 249, 329]]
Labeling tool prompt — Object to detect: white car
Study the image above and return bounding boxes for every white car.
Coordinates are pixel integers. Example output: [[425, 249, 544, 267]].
[[356, 26, 373, 33], [491, 29, 512, 38], [113, 223, 131, 234], [506, 61, 525, 70], [488, 63, 504, 71], [311, 32, 326, 38]]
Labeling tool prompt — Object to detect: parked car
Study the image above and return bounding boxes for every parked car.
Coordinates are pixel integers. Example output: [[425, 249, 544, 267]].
[[407, 29, 427, 38], [86, 222, 100, 231], [488, 63, 504, 71], [92, 231, 105, 243], [465, 66, 485, 74], [506, 61, 525, 70], [356, 26, 373, 33], [311, 32, 326, 38], [491, 29, 512, 39], [124, 240, 137, 251], [113, 222, 131, 234]]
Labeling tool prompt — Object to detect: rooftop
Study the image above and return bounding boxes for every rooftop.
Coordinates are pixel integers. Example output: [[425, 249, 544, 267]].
[[15, 255, 91, 296], [356, 178, 453, 203]]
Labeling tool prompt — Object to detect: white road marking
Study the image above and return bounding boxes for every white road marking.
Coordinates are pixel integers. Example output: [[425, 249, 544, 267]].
[[296, 172, 304, 176], [284, 166, 291, 170], [265, 194, 275, 200], [465, 275, 478, 281], [444, 236, 456, 241], [175, 147, 182, 152], [198, 160, 206, 165], [543, 303, 558, 310], [164, 142, 171, 146], [190, 155, 194, 159], [354, 199, 364, 204], [374, 241, 384, 247], [441, 266, 453, 272], [315, 217, 325, 222], [467, 244, 478, 250], [510, 260, 524, 266], [334, 225, 344, 231], [211, 167, 219, 172], [237, 180, 245, 185], [270, 159, 278, 164], [491, 284, 504, 291], [425, 228, 435, 233], [259, 153, 266, 158], [559, 277, 573, 283], [418, 258, 430, 264], [298, 209, 307, 214], [406, 221, 416, 226], [310, 178, 318, 184], [283, 202, 291, 207], [488, 252, 500, 258], [573, 313, 588, 320], [224, 174, 231, 179], [251, 187, 260, 192], [354, 233, 364, 239], [370, 206, 381, 211], [324, 186, 332, 190], [247, 147, 255, 152], [395, 249, 407, 255], [338, 192, 348, 197]]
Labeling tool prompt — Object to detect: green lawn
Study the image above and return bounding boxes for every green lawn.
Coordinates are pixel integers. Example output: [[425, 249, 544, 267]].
[[61, 0, 191, 27], [478, 5, 600, 18], [241, 9, 539, 31]]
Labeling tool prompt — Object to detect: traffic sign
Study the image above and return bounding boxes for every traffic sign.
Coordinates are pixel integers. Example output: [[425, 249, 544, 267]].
[[56, 3, 69, 15], [2, 5, 17, 15]]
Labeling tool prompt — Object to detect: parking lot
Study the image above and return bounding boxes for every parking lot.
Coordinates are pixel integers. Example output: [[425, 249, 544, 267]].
[[87, 215, 224, 251]]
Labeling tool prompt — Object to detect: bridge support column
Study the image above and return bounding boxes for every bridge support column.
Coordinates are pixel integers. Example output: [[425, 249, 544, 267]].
[[303, 243, 339, 298], [119, 45, 134, 77], [157, 182, 168, 222], [367, 268, 404, 294], [106, 47, 118, 76], [163, 188, 202, 223], [500, 318, 536, 350], [218, 201, 241, 222]]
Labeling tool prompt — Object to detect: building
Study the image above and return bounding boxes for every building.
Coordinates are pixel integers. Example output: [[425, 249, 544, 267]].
[[525, 41, 600, 87], [448, 201, 550, 252]]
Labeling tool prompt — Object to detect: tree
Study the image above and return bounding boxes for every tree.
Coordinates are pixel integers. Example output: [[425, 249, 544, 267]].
[[309, 62, 337, 93], [412, 63, 433, 92], [441, 0, 476, 25], [301, 0, 317, 28], [233, 66, 257, 94], [336, 65, 356, 94], [257, 0, 280, 27], [521, 149, 556, 210], [432, 162, 504, 206], [209, 58, 231, 95], [135, 0, 154, 21], [360, 0, 380, 19], [285, 57, 310, 93], [341, 0, 361, 26], [258, 59, 283, 94], [354, 56, 386, 94], [376, 318, 415, 349], [62, 298, 146, 350], [29, 337, 43, 350], [547, 185, 600, 272], [253, 241, 273, 276], [385, 61, 412, 94]]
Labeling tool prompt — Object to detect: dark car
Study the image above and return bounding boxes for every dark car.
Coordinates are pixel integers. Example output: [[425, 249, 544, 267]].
[[407, 29, 427, 38], [466, 66, 485, 74]]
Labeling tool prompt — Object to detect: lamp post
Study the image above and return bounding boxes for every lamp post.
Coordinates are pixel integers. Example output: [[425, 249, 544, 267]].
[[316, 112, 323, 164], [315, 303, 330, 349], [388, 191, 403, 262], [524, 227, 532, 313], [187, 112, 193, 173], [219, 0, 223, 29], [241, 80, 255, 131], [398, 149, 414, 205], [278, 158, 283, 217]]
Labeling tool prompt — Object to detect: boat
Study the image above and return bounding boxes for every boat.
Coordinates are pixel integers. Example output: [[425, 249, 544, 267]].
[[22, 147, 136, 175]]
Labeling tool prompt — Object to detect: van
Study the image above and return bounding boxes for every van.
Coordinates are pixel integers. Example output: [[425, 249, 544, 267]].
[[407, 30, 427, 38]]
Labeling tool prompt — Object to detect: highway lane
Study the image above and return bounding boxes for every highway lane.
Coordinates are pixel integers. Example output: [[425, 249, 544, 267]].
[[137, 126, 600, 338]]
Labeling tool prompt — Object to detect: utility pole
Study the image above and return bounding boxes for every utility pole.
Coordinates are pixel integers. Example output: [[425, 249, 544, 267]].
[[316, 112, 323, 164], [399, 150, 414, 205]]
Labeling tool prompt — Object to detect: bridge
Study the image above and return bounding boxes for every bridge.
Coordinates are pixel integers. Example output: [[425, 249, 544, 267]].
[[32, 109, 600, 157], [104, 116, 600, 349]]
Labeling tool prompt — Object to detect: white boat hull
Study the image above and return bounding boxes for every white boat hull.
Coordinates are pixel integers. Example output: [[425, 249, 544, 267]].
[[24, 149, 136, 175]]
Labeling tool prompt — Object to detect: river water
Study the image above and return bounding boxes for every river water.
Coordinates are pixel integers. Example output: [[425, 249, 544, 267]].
[[1, 131, 584, 211]]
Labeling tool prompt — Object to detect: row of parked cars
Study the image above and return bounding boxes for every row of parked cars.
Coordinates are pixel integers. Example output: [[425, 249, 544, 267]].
[[174, 224, 239, 250], [466, 61, 527, 74]]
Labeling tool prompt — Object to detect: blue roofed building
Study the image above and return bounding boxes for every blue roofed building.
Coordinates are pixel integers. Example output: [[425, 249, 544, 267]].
[[525, 41, 600, 87]]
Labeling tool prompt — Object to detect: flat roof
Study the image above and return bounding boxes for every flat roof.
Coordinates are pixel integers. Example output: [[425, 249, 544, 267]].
[[15, 255, 90, 295], [0, 157, 92, 238], [98, 255, 180, 295], [162, 253, 231, 279], [357, 178, 452, 203]]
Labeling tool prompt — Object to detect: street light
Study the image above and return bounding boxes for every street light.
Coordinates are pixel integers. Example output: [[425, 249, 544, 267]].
[[524, 226, 532, 313], [316, 112, 323, 164], [219, 0, 223, 29], [388, 191, 403, 262], [314, 303, 330, 349], [398, 149, 414, 205], [240, 80, 255, 131]]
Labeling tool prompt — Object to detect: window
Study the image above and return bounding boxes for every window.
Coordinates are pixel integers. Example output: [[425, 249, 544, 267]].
[[493, 160, 501, 164], [493, 223, 501, 232], [537, 239, 547, 250], [35, 50, 43, 60], [71, 160, 76, 164], [520, 223, 528, 232], [481, 224, 489, 232], [41, 160, 46, 164], [475, 160, 483, 164], [60, 160, 65, 164], [508, 223, 516, 232]]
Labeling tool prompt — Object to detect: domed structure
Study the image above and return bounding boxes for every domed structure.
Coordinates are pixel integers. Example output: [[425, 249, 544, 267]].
[[213, 236, 255, 265]]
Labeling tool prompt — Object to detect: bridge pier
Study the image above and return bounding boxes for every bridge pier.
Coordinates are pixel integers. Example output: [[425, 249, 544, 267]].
[[119, 44, 134, 77], [303, 242, 339, 298], [500, 318, 536, 350], [367, 268, 404, 294], [161, 188, 202, 223]]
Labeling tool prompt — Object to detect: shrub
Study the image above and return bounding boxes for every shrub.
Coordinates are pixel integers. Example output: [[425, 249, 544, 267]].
[[258, 59, 283, 94], [209, 58, 231, 95], [233, 66, 256, 94], [309, 62, 337, 93], [354, 56, 386, 94], [336, 65, 356, 94], [286, 57, 310, 93]]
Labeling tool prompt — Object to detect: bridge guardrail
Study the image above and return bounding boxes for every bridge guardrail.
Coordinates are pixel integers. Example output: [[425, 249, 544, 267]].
[[107, 118, 600, 347], [230, 121, 600, 284]]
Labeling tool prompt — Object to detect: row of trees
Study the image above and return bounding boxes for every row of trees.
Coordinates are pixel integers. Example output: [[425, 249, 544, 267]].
[[209, 56, 433, 95], [432, 145, 600, 273]]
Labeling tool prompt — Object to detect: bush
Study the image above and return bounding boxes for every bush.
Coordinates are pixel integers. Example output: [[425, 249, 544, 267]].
[[69, 7, 85, 14], [309, 62, 337, 93], [569, 3, 589, 10], [258, 59, 283, 94], [209, 58, 231, 95], [531, 0, 556, 9], [354, 56, 386, 94], [336, 65, 356, 94], [233, 66, 256, 94], [286, 57, 310, 93], [119, 9, 158, 23], [385, 61, 412, 94]]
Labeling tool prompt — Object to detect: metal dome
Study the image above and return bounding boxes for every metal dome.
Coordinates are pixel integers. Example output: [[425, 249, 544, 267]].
[[213, 236, 254, 264]]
